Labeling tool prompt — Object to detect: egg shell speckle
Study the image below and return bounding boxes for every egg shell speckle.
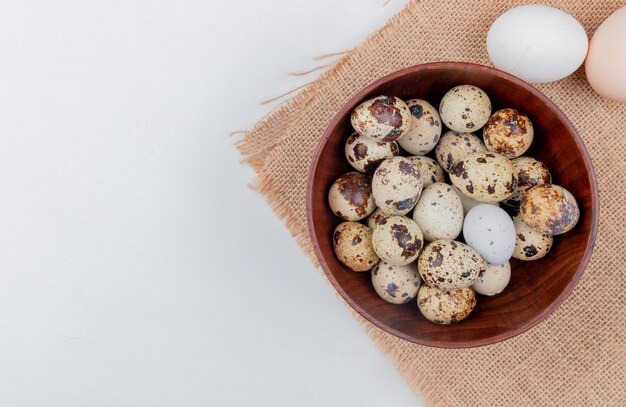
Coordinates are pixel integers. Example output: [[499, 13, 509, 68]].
[[412, 182, 464, 241], [371, 260, 421, 304], [345, 132, 399, 174], [333, 222, 379, 272], [328, 172, 376, 221], [439, 85, 492, 133], [407, 156, 446, 188], [417, 285, 477, 325], [351, 95, 411, 142], [372, 156, 423, 216], [435, 130, 487, 173], [520, 184, 580, 235], [512, 214, 553, 261], [397, 99, 442, 155], [472, 261, 511, 296], [463, 204, 516, 265], [503, 157, 552, 207], [449, 151, 518, 203], [483, 108, 534, 158], [417, 239, 486, 290], [372, 216, 424, 266]]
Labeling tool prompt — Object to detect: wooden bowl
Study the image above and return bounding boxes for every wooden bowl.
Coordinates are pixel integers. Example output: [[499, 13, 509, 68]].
[[306, 62, 599, 348]]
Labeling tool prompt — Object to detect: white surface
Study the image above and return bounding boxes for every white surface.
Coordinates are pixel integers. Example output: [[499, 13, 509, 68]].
[[0, 0, 420, 406]]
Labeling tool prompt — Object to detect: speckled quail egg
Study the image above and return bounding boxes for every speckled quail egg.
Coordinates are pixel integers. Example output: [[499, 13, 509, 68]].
[[397, 99, 442, 155], [449, 152, 518, 203], [407, 156, 446, 188], [483, 108, 534, 158], [450, 185, 497, 215], [372, 156, 422, 216], [512, 214, 553, 261], [412, 183, 464, 241], [520, 184, 580, 235], [345, 132, 399, 174], [435, 130, 487, 172], [366, 208, 387, 230], [351, 95, 411, 142], [333, 222, 379, 272], [417, 285, 477, 325], [417, 239, 486, 290], [503, 157, 552, 207], [439, 85, 492, 133], [472, 261, 511, 296], [463, 204, 516, 265], [372, 216, 424, 266], [371, 260, 421, 304], [328, 172, 376, 221]]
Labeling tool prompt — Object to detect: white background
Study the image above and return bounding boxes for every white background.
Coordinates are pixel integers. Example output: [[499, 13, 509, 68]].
[[0, 0, 422, 406]]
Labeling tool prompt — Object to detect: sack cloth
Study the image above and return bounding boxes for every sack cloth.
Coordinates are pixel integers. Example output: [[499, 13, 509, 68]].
[[236, 1, 626, 405]]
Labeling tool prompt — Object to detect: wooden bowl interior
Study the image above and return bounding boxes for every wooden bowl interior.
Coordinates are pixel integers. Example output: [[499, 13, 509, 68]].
[[308, 64, 597, 348]]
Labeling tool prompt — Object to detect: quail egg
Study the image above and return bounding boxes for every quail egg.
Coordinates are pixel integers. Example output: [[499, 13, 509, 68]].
[[417, 285, 477, 325], [512, 214, 553, 261], [366, 208, 387, 230], [333, 222, 379, 272], [372, 216, 424, 266], [449, 152, 518, 203], [417, 239, 486, 290], [371, 260, 421, 304], [407, 156, 446, 188], [463, 204, 516, 265], [483, 108, 534, 158], [397, 99, 442, 155], [345, 132, 399, 174], [412, 183, 464, 241], [328, 172, 376, 221], [435, 130, 487, 172], [351, 95, 411, 142], [372, 156, 422, 216], [450, 185, 497, 215], [439, 85, 492, 132], [472, 261, 511, 296], [520, 184, 580, 235], [503, 157, 552, 207]]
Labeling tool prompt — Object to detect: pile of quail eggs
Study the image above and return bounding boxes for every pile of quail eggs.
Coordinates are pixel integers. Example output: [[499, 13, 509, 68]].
[[329, 85, 580, 325]]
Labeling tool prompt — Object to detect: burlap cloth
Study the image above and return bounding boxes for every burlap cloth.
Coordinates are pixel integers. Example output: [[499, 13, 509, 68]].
[[236, 1, 626, 405]]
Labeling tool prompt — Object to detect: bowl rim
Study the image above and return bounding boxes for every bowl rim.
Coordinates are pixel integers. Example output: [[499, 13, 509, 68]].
[[306, 61, 600, 348]]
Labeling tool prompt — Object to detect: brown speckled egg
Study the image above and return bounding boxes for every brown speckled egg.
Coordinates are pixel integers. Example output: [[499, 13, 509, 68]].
[[372, 216, 423, 266], [512, 214, 553, 260], [483, 108, 534, 158], [472, 262, 511, 296], [397, 99, 442, 155], [366, 208, 387, 230], [439, 85, 492, 133], [435, 130, 487, 172], [449, 152, 518, 203], [372, 156, 422, 216], [351, 95, 410, 142], [333, 222, 379, 272], [503, 157, 552, 207], [417, 239, 486, 290], [344, 132, 399, 174], [520, 184, 580, 235], [407, 156, 445, 188], [371, 260, 421, 304], [417, 285, 477, 325], [412, 183, 464, 241], [328, 172, 376, 221]]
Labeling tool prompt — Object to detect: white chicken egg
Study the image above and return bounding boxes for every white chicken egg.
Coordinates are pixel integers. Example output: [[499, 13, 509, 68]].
[[463, 204, 516, 265], [487, 5, 588, 83]]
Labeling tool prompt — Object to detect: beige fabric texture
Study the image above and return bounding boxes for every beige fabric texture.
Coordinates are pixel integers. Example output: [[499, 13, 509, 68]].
[[236, 1, 626, 405]]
